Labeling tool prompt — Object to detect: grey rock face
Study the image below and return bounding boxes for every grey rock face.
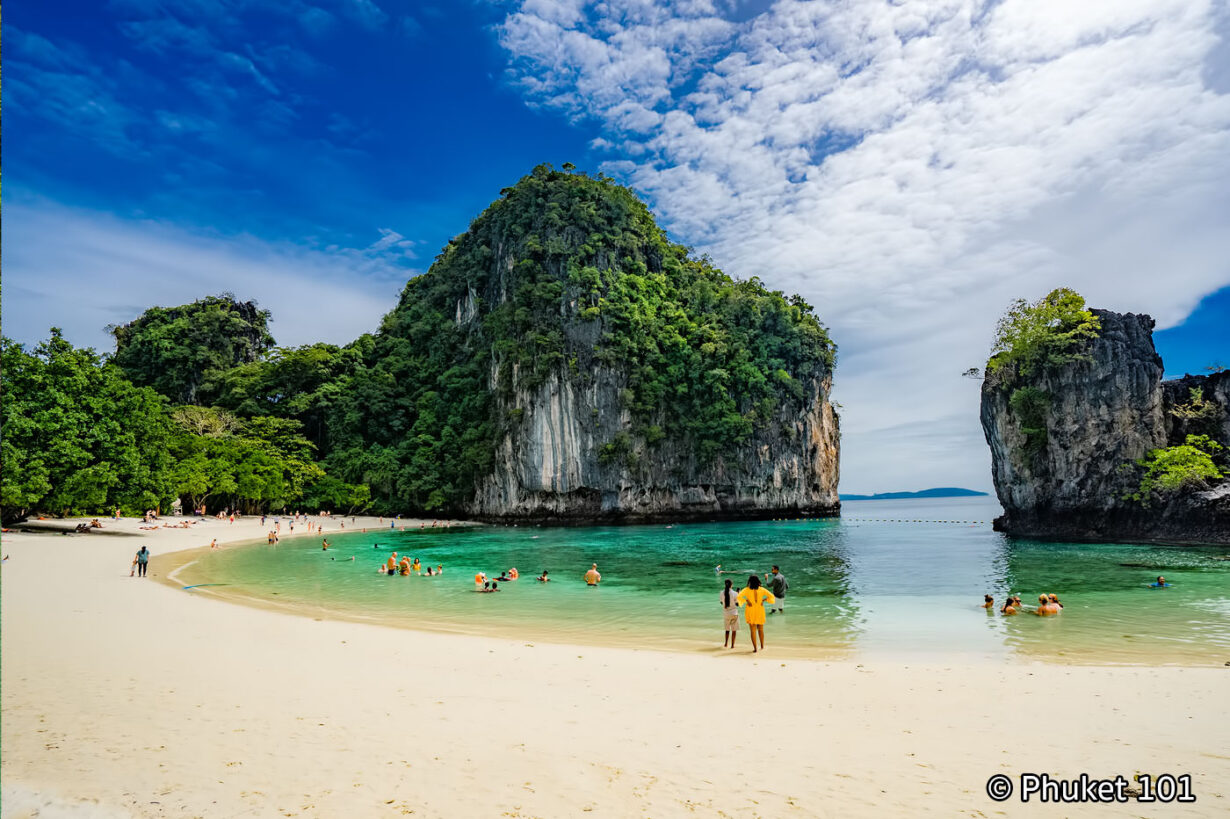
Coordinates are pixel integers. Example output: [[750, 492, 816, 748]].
[[471, 365, 840, 522], [980, 309, 1230, 544]]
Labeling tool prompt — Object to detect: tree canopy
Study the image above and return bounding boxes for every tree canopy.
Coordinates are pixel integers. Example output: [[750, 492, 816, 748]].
[[1, 331, 176, 520], [109, 293, 275, 403]]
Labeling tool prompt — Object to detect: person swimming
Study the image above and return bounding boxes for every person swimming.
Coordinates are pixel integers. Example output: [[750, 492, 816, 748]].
[[537, 570, 550, 582], [1151, 576, 1171, 587]]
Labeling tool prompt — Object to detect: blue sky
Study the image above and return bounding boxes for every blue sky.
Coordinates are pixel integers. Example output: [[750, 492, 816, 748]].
[[5, 0, 1229, 493]]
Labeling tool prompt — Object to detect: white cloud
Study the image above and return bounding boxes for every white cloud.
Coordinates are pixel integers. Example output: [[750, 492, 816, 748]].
[[498, 0, 1230, 492], [1, 194, 408, 353]]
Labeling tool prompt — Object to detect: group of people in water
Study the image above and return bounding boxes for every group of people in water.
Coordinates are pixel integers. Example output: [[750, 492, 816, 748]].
[[984, 593, 1064, 616], [378, 552, 444, 577]]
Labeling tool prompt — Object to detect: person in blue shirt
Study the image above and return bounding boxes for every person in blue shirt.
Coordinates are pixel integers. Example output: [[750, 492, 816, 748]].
[[1150, 575, 1171, 588]]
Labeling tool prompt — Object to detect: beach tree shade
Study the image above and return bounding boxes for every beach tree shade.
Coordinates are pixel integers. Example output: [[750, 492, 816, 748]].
[[325, 164, 836, 513], [1, 331, 176, 521], [986, 288, 1101, 380], [109, 293, 276, 404]]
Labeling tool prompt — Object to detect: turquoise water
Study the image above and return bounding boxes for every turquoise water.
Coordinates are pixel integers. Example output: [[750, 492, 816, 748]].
[[173, 498, 1230, 664]]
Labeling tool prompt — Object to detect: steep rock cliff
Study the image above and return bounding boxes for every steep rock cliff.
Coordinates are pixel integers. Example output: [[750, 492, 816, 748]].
[[331, 165, 840, 521], [981, 309, 1230, 544]]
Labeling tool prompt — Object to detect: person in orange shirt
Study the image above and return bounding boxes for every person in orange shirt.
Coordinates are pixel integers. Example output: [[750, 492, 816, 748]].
[[736, 575, 776, 653]]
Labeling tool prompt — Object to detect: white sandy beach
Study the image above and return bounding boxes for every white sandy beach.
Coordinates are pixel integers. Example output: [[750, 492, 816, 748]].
[[2, 515, 1228, 818]]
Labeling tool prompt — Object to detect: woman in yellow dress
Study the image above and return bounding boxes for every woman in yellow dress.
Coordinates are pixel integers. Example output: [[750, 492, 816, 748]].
[[736, 575, 776, 653]]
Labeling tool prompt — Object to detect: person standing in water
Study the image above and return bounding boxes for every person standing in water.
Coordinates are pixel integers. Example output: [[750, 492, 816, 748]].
[[737, 575, 775, 652], [766, 565, 788, 614], [584, 564, 601, 586], [721, 579, 740, 648]]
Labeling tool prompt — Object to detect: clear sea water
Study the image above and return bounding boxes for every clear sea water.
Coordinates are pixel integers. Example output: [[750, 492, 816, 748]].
[[170, 497, 1230, 665]]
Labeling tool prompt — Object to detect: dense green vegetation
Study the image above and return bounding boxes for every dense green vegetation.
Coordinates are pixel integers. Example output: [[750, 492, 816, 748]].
[[110, 294, 275, 403], [1129, 435, 1224, 506], [2, 165, 836, 520], [1, 331, 368, 523], [325, 164, 836, 511], [2, 331, 175, 520], [986, 288, 1101, 379]]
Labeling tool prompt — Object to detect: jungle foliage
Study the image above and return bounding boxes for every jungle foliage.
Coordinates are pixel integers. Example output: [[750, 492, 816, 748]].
[[3, 166, 837, 519], [110, 294, 275, 403]]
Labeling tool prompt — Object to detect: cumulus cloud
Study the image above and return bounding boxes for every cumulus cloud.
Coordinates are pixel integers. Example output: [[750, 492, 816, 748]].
[[2, 194, 408, 353], [498, 0, 1230, 492]]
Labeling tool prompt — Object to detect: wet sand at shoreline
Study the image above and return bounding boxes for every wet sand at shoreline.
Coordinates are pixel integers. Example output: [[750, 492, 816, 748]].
[[2, 515, 1228, 817]]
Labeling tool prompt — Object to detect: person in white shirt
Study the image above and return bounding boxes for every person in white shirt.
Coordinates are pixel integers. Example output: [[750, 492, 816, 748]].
[[720, 579, 740, 648]]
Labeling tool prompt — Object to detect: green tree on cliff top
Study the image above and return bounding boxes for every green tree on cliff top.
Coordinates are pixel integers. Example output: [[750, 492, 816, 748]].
[[986, 288, 1101, 379]]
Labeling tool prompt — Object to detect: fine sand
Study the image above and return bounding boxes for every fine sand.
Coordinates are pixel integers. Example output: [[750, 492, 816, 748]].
[[2, 515, 1228, 818]]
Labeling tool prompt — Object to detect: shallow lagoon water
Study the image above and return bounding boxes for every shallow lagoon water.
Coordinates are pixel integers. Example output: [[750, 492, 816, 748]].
[[173, 497, 1230, 664]]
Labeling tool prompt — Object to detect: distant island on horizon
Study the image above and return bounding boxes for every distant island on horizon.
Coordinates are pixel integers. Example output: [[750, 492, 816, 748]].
[[840, 488, 990, 501]]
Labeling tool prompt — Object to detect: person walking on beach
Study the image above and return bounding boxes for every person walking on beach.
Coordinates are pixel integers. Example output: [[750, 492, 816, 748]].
[[737, 575, 775, 652], [721, 579, 740, 648], [584, 564, 601, 586], [135, 546, 150, 578], [766, 566, 788, 614]]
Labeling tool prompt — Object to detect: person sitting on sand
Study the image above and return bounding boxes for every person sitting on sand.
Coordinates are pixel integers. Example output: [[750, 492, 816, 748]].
[[1034, 594, 1058, 616], [90, 519, 103, 528], [1048, 593, 1063, 609], [75, 522, 92, 533], [982, 594, 994, 609], [537, 570, 549, 582], [584, 564, 601, 586]]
